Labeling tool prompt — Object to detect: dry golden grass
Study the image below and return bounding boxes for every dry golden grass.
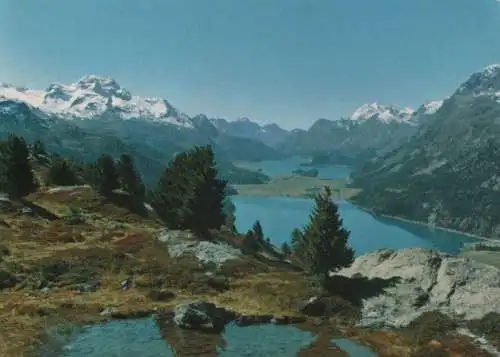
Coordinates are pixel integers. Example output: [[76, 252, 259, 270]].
[[208, 272, 311, 316]]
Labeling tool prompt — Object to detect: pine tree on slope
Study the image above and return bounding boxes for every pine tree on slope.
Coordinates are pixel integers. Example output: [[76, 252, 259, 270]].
[[117, 153, 145, 200], [0, 135, 37, 197], [292, 186, 354, 278]]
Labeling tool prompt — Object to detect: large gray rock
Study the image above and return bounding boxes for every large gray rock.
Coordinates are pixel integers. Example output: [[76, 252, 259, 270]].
[[173, 301, 235, 333], [334, 248, 500, 328], [157, 229, 241, 268]]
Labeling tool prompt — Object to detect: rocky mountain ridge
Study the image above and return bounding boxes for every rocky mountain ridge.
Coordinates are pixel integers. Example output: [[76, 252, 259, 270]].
[[0, 76, 290, 148], [0, 76, 285, 183]]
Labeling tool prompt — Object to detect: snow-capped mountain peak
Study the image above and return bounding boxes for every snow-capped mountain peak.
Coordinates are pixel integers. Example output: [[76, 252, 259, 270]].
[[350, 102, 414, 124], [0, 75, 194, 128], [73, 75, 132, 100], [483, 64, 500, 76], [457, 63, 500, 101]]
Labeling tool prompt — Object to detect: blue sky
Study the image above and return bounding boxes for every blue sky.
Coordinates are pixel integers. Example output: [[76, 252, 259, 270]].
[[1, 0, 500, 129]]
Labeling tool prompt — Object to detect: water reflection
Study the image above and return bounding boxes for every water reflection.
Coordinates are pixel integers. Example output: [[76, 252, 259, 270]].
[[56, 318, 174, 357], [50, 317, 377, 357], [218, 322, 315, 357]]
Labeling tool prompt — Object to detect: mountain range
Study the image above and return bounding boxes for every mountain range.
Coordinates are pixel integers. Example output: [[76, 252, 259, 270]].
[[0, 74, 448, 177], [276, 101, 443, 165], [0, 76, 285, 184], [5, 63, 500, 241], [210, 117, 289, 147], [350, 64, 500, 238]]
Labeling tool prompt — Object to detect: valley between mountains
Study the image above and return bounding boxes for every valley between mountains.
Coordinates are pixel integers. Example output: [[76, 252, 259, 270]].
[[2, 63, 500, 357]]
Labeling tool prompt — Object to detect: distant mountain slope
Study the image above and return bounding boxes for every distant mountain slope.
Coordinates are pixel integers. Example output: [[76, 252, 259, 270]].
[[210, 117, 289, 147], [277, 102, 441, 164], [350, 64, 500, 238]]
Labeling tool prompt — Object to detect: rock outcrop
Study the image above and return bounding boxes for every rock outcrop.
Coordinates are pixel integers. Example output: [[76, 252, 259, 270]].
[[157, 229, 241, 268], [162, 301, 236, 333], [333, 247, 500, 328]]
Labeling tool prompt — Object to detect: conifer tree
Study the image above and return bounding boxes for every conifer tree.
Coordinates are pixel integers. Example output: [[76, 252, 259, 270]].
[[95, 154, 119, 196], [292, 186, 354, 278], [0, 135, 37, 197], [117, 153, 145, 200], [151, 151, 192, 229], [240, 229, 260, 255], [291, 228, 304, 254], [80, 162, 100, 188], [281, 241, 292, 256], [222, 196, 236, 231], [151, 145, 227, 235], [46, 158, 79, 186], [251, 220, 264, 243], [32, 140, 47, 158], [183, 145, 227, 235]]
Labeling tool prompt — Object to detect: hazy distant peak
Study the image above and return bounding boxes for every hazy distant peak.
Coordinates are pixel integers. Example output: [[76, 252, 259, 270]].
[[235, 117, 252, 123]]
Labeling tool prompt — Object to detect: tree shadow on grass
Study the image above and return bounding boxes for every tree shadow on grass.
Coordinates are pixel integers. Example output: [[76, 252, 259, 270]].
[[323, 274, 401, 307]]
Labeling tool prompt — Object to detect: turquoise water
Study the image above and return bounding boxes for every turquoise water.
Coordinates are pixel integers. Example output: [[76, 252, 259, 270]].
[[50, 318, 375, 357], [53, 319, 174, 357], [232, 158, 476, 255], [239, 156, 352, 180], [218, 322, 315, 356], [232, 196, 476, 255]]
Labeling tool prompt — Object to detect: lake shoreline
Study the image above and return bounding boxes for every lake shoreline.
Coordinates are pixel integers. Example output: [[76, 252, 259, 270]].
[[231, 175, 361, 200], [345, 199, 500, 243]]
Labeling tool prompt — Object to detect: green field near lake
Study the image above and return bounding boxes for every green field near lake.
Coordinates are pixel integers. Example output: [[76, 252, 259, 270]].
[[232, 175, 362, 199]]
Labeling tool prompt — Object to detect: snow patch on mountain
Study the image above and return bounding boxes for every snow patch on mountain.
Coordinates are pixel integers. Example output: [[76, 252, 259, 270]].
[[0, 84, 45, 107], [0, 75, 194, 128], [350, 102, 414, 124], [419, 100, 443, 115]]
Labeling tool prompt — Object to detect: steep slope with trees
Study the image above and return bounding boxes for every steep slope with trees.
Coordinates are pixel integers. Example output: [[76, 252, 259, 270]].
[[350, 64, 500, 238]]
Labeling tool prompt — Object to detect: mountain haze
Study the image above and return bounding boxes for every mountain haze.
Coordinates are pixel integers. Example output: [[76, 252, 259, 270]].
[[277, 101, 442, 165], [210, 117, 289, 147]]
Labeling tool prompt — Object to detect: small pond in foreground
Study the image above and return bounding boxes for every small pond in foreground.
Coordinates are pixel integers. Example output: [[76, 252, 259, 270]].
[[45, 318, 376, 357]]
